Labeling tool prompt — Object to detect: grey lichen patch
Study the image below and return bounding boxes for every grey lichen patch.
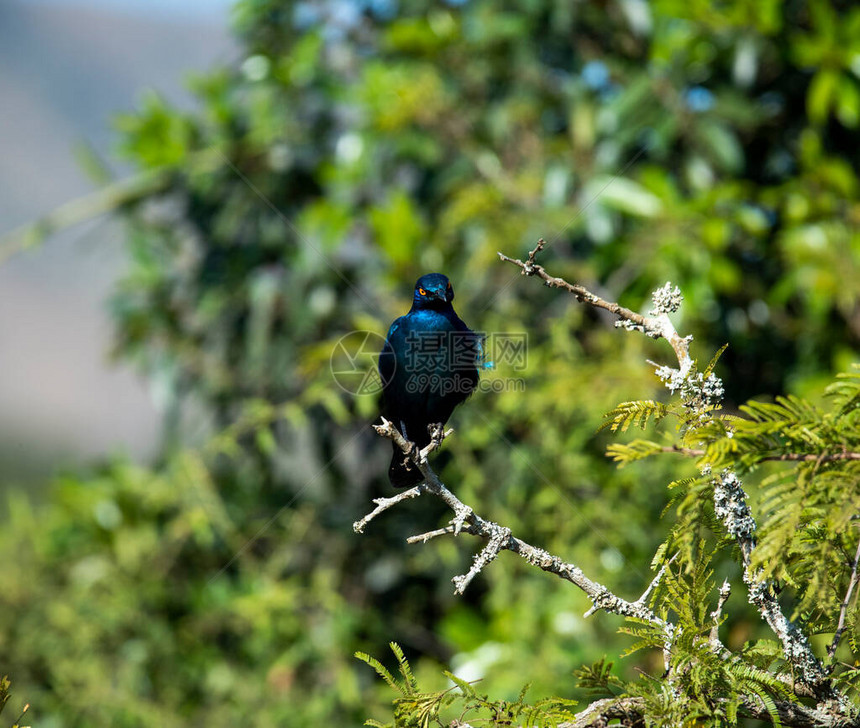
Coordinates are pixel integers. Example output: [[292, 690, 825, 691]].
[[614, 318, 646, 334], [650, 282, 684, 315], [654, 363, 724, 418], [713, 469, 756, 541]]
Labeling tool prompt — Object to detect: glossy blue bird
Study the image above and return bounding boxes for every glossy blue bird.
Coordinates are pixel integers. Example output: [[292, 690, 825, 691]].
[[378, 273, 480, 487]]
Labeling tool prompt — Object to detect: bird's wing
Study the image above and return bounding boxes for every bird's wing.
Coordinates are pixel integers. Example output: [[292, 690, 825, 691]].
[[449, 312, 484, 371]]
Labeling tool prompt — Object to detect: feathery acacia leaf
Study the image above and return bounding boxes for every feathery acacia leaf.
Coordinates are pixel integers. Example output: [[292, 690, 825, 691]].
[[600, 400, 671, 433], [606, 439, 666, 466]]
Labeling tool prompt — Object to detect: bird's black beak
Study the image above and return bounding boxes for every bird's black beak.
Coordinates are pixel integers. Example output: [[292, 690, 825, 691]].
[[429, 289, 447, 301]]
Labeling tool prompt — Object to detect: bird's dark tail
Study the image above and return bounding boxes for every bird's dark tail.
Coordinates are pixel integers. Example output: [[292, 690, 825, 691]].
[[388, 443, 424, 488]]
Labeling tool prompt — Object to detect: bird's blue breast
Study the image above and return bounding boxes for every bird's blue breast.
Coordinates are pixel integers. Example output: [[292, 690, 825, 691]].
[[388, 310, 462, 379]]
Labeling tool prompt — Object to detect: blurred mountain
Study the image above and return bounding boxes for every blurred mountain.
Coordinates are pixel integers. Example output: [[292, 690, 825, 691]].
[[0, 0, 235, 481]]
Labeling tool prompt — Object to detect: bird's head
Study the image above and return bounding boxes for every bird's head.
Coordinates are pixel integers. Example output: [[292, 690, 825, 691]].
[[412, 273, 454, 309]]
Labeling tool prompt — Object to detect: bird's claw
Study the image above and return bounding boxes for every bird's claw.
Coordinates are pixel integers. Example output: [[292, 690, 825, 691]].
[[419, 423, 452, 462]]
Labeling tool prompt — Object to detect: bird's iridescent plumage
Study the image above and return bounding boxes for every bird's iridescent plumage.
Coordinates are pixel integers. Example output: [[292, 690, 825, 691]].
[[379, 274, 479, 487]]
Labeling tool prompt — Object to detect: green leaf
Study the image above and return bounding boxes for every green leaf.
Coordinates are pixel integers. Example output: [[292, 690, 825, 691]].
[[703, 344, 729, 379], [836, 75, 860, 127], [601, 400, 670, 433], [606, 439, 666, 466], [368, 190, 427, 267], [697, 121, 743, 173], [807, 69, 839, 125], [355, 651, 401, 694], [589, 177, 663, 218], [391, 642, 419, 694]]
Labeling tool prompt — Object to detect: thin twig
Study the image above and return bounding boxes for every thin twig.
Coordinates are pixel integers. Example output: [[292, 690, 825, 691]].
[[452, 524, 511, 594], [498, 241, 691, 365], [353, 485, 423, 534], [407, 525, 471, 544], [662, 446, 860, 463], [637, 553, 678, 606], [360, 419, 675, 629], [709, 579, 732, 647], [828, 533, 860, 661], [500, 241, 834, 696]]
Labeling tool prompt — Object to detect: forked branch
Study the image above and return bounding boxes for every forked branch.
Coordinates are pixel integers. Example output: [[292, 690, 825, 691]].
[[356, 419, 674, 634], [500, 241, 835, 698]]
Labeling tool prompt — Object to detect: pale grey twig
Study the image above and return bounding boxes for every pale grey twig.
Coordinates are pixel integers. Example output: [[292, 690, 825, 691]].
[[636, 553, 678, 607], [407, 525, 461, 544], [353, 485, 424, 534], [500, 242, 834, 697], [709, 579, 732, 647], [361, 419, 675, 628], [559, 694, 852, 728], [452, 524, 511, 595], [828, 533, 860, 661]]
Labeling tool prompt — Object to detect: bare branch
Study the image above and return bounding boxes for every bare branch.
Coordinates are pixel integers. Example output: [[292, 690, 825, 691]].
[[372, 418, 473, 533], [407, 525, 461, 544], [498, 240, 691, 365], [561, 697, 647, 728], [560, 695, 855, 728], [362, 419, 674, 633], [766, 452, 860, 463], [582, 553, 676, 621], [828, 532, 860, 661], [500, 241, 836, 698], [709, 579, 731, 647], [353, 485, 423, 534], [0, 170, 169, 265], [662, 446, 860, 463]]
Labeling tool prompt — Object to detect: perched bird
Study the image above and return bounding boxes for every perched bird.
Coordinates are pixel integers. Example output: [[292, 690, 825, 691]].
[[378, 273, 480, 487]]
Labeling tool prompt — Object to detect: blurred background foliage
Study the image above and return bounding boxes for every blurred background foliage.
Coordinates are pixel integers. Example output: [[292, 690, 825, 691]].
[[2, 0, 860, 725]]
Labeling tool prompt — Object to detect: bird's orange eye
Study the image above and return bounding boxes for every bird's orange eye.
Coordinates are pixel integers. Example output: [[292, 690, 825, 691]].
[[418, 287, 426, 295], [447, 282, 452, 290]]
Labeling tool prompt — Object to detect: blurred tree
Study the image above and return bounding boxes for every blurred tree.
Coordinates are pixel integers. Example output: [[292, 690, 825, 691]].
[[1, 0, 859, 725]]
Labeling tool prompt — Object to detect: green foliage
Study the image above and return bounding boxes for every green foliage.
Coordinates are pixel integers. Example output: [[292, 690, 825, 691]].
[[606, 438, 667, 467], [592, 348, 860, 720], [356, 643, 419, 697], [691, 365, 860, 617], [0, 677, 29, 728], [604, 355, 860, 614], [607, 547, 793, 726], [573, 657, 625, 697], [358, 645, 577, 728], [601, 400, 672, 434], [3, 0, 860, 726], [356, 331, 860, 724]]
